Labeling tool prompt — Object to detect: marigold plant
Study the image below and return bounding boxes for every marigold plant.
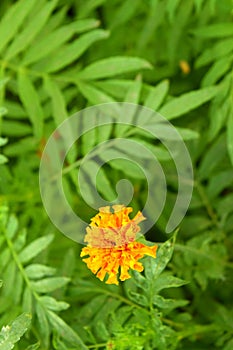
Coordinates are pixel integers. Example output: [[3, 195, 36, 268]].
[[81, 205, 157, 284]]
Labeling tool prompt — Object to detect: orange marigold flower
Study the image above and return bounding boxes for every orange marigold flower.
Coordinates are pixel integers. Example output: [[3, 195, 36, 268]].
[[80, 205, 158, 285]]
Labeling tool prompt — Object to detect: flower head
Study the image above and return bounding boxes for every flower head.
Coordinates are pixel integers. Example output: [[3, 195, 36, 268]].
[[81, 205, 157, 285]]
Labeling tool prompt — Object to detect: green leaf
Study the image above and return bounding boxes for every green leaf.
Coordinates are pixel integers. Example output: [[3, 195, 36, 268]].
[[5, 0, 57, 59], [43, 77, 67, 125], [35, 29, 109, 73], [0, 138, 8, 146], [202, 56, 233, 87], [0, 155, 8, 165], [145, 234, 176, 280], [77, 81, 115, 104], [227, 110, 233, 166], [0, 107, 7, 117], [153, 295, 188, 309], [35, 303, 50, 349], [195, 38, 233, 68], [6, 215, 18, 240], [18, 234, 54, 264], [25, 264, 56, 279], [159, 86, 218, 120], [191, 23, 233, 38], [0, 0, 37, 53], [152, 273, 188, 293], [18, 70, 44, 139], [77, 56, 152, 80], [0, 313, 31, 350], [144, 80, 169, 111], [1, 121, 32, 137], [31, 277, 70, 293], [25, 343, 40, 350], [23, 19, 100, 65], [39, 296, 69, 311], [47, 311, 88, 349]]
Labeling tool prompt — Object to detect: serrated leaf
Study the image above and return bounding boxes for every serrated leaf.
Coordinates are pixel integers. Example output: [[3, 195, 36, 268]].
[[18, 71, 44, 139], [77, 56, 152, 80], [153, 295, 188, 309], [18, 234, 54, 264], [0, 0, 37, 53], [145, 235, 176, 280], [0, 313, 31, 350], [153, 273, 188, 293], [129, 292, 148, 307], [5, 0, 57, 59], [159, 86, 218, 120], [36, 29, 109, 73]]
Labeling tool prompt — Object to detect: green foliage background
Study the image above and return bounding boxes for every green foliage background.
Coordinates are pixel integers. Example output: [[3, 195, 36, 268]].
[[0, 0, 233, 349]]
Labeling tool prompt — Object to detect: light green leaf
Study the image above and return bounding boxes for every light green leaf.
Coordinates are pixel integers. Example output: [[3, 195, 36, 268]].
[[31, 277, 70, 293], [0, 313, 31, 350], [0, 107, 7, 117], [0, 155, 8, 165], [191, 23, 233, 38], [6, 215, 18, 240], [202, 56, 233, 87], [115, 77, 142, 137], [39, 296, 69, 311], [195, 38, 233, 68], [0, 0, 37, 53], [19, 234, 54, 264], [1, 121, 32, 136], [144, 80, 169, 111], [43, 77, 67, 125], [159, 86, 218, 120], [36, 29, 109, 73], [110, 0, 141, 29], [5, 1, 57, 59], [25, 264, 56, 279], [0, 138, 8, 146], [23, 19, 99, 65], [18, 71, 44, 139], [78, 81, 115, 104], [77, 56, 152, 80]]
